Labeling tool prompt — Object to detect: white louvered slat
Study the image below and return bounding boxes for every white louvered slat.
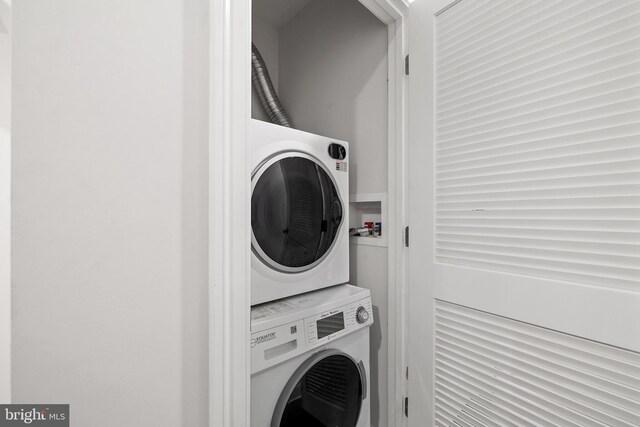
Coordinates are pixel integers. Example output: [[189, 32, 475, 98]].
[[434, 301, 640, 427], [438, 1, 640, 87], [438, 8, 640, 97], [435, 0, 640, 290]]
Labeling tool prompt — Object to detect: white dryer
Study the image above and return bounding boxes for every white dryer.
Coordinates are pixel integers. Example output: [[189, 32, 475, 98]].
[[251, 285, 372, 427], [251, 119, 349, 305]]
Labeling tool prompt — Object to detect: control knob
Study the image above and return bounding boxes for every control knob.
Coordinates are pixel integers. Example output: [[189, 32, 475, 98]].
[[356, 306, 369, 324]]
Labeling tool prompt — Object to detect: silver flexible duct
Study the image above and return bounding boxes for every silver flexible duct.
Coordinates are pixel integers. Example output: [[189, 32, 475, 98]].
[[252, 43, 293, 128]]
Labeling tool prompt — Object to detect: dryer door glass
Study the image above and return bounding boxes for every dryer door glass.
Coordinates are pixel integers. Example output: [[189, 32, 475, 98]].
[[275, 354, 364, 427], [252, 155, 343, 272]]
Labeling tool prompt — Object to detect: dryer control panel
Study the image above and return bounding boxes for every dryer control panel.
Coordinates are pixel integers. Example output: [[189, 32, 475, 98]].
[[250, 285, 373, 374]]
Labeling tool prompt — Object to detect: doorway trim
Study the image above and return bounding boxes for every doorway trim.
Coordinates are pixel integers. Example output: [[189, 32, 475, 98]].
[[209, 0, 252, 425], [209, 0, 409, 426], [358, 1, 409, 426]]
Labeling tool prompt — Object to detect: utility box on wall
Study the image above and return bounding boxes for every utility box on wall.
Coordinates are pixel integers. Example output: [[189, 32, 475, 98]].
[[349, 193, 388, 248]]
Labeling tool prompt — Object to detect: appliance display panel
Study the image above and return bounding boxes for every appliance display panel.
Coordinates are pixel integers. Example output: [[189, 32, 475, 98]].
[[316, 312, 345, 339]]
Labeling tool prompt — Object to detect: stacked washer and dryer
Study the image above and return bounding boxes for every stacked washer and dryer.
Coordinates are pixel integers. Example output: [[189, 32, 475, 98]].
[[250, 119, 373, 427]]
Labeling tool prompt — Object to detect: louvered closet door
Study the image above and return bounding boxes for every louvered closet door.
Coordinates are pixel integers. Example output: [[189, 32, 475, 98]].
[[407, 1, 640, 426]]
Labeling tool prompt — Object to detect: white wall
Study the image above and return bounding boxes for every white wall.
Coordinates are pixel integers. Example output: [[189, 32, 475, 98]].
[[251, 14, 280, 123], [278, 1, 389, 424], [0, 0, 11, 404], [11, 1, 209, 425], [279, 0, 388, 196]]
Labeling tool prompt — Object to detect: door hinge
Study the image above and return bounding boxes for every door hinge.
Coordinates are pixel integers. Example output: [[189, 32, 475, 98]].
[[405, 54, 410, 75], [404, 226, 410, 247], [404, 397, 409, 417]]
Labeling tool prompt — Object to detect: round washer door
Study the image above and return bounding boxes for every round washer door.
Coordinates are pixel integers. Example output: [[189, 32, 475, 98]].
[[271, 350, 367, 427], [251, 153, 343, 273]]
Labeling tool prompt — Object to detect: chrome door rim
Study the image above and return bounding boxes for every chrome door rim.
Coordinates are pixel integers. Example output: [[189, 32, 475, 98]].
[[270, 349, 366, 427], [251, 150, 344, 274]]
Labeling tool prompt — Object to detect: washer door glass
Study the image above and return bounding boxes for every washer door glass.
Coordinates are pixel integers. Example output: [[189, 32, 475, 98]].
[[252, 155, 343, 272], [275, 354, 364, 427]]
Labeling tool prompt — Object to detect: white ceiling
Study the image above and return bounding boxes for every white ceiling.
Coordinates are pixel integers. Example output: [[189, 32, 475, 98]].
[[253, 0, 314, 29]]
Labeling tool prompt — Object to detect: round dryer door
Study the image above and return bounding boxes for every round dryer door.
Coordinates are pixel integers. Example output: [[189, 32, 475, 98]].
[[272, 350, 367, 427], [251, 153, 343, 272]]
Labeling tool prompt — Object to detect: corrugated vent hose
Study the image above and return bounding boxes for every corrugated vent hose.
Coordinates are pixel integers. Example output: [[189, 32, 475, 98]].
[[252, 43, 293, 128]]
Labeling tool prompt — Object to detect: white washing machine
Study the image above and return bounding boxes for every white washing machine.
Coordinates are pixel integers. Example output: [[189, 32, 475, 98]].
[[251, 285, 372, 427], [251, 119, 350, 305]]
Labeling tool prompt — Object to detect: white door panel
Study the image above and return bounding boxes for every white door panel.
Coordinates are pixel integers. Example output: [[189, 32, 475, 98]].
[[408, 0, 640, 425], [407, 0, 439, 424], [434, 265, 640, 353]]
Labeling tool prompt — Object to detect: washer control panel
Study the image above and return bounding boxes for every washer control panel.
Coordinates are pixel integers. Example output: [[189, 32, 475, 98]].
[[305, 298, 373, 347], [250, 287, 372, 375]]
